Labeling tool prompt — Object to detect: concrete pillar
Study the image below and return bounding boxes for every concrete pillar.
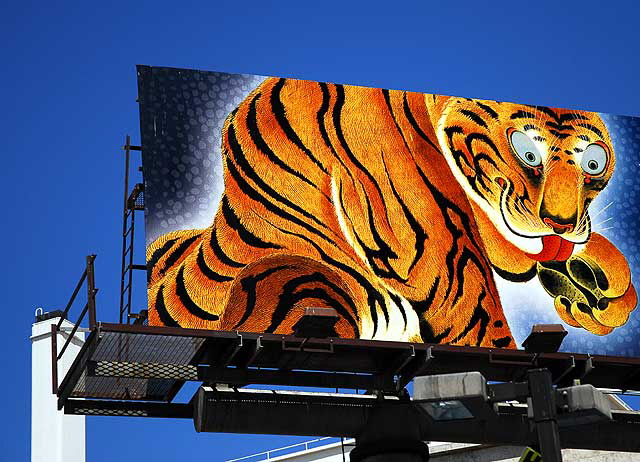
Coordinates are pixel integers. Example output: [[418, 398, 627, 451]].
[[31, 311, 86, 462]]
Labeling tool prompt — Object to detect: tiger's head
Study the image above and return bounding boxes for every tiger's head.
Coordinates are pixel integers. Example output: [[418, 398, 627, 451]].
[[430, 96, 614, 260]]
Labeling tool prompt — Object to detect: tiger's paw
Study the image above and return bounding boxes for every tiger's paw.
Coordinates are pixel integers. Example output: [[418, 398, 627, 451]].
[[536, 233, 637, 335]]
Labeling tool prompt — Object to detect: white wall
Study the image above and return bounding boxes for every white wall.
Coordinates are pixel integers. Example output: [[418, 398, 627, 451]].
[[31, 316, 86, 462]]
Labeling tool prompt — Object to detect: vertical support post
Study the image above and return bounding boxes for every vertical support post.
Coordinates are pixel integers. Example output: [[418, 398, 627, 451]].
[[51, 324, 58, 394], [86, 254, 96, 329], [528, 368, 562, 462], [33, 315, 86, 462], [350, 404, 429, 462]]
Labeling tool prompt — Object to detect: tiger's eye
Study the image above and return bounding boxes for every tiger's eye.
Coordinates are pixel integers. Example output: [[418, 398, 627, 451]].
[[510, 131, 542, 167], [581, 144, 607, 176]]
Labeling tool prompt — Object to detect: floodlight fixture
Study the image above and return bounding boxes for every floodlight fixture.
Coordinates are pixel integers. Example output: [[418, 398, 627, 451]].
[[522, 324, 568, 353], [292, 307, 340, 338], [413, 372, 490, 421]]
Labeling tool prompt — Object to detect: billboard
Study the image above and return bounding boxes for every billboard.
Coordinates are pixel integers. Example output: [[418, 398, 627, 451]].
[[137, 65, 640, 357]]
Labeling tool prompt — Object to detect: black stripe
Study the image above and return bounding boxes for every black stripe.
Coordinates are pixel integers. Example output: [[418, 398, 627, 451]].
[[546, 121, 574, 131], [527, 105, 560, 122], [460, 109, 488, 128], [445, 125, 464, 138], [577, 123, 604, 139], [533, 136, 546, 142], [382, 89, 411, 152], [317, 83, 334, 153], [403, 93, 441, 153], [176, 266, 220, 320], [408, 276, 440, 317], [549, 129, 571, 139], [380, 153, 428, 275], [388, 292, 408, 331], [465, 132, 507, 163], [221, 196, 282, 249], [209, 226, 245, 268], [492, 336, 512, 348], [476, 102, 498, 119], [271, 78, 328, 174], [316, 83, 351, 173], [340, 180, 403, 290], [155, 285, 179, 327], [266, 273, 359, 335], [196, 246, 233, 282], [510, 110, 536, 120], [147, 238, 178, 281], [560, 113, 588, 122], [225, 155, 335, 246], [332, 85, 390, 210], [234, 265, 291, 329], [577, 134, 590, 142], [451, 291, 489, 346], [246, 93, 323, 192], [420, 322, 451, 344], [523, 124, 539, 131], [453, 247, 488, 304], [159, 235, 200, 276], [492, 264, 537, 283], [229, 121, 331, 232]]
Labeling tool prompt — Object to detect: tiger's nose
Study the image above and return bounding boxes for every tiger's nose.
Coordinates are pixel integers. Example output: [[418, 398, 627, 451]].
[[543, 217, 575, 235]]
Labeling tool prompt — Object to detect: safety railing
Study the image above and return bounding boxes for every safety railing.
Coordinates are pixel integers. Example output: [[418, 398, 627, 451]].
[[51, 254, 98, 394], [225, 437, 353, 461]]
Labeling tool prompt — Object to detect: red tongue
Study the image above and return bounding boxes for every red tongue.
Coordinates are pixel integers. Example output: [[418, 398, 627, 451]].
[[525, 235, 575, 262]]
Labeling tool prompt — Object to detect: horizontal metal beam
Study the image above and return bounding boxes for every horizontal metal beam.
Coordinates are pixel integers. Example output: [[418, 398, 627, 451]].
[[86, 360, 393, 391], [91, 323, 640, 392], [64, 399, 192, 418], [197, 366, 393, 391], [193, 386, 640, 452]]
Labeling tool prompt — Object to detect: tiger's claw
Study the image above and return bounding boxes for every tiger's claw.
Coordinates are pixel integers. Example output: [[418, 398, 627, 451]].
[[537, 233, 637, 335]]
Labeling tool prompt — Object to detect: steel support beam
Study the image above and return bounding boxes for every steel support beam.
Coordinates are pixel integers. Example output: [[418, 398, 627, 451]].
[[528, 368, 562, 462], [192, 385, 640, 453]]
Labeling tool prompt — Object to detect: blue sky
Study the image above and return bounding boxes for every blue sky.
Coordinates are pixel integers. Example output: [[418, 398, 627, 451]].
[[4, 1, 640, 460]]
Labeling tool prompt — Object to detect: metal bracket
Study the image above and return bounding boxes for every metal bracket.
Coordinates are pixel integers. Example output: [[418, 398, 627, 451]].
[[553, 356, 576, 385], [282, 337, 335, 354], [396, 347, 433, 392], [244, 336, 263, 367], [489, 349, 536, 366]]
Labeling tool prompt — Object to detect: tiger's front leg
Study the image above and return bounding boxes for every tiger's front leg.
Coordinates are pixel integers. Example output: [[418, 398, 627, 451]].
[[537, 233, 637, 335]]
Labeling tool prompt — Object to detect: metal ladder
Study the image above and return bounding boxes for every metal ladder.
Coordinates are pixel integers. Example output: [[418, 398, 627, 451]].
[[119, 135, 146, 324]]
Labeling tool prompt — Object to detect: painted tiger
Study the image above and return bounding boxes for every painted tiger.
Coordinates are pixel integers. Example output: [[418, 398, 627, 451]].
[[146, 77, 637, 347]]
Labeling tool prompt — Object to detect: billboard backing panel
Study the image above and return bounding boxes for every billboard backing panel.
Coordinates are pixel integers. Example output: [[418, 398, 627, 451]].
[[138, 65, 640, 357]]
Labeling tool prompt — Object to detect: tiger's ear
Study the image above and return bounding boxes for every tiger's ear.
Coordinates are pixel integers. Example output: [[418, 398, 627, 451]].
[[424, 94, 455, 131]]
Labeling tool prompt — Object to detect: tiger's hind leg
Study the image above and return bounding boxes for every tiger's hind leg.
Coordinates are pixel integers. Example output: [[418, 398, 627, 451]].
[[219, 254, 364, 337], [147, 229, 205, 289]]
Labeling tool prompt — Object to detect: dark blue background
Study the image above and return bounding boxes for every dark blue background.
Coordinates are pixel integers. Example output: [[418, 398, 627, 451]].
[[4, 1, 640, 460]]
